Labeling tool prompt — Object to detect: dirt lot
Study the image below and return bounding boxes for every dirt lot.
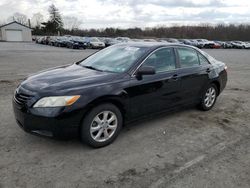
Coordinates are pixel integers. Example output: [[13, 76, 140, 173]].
[[0, 42, 249, 188]]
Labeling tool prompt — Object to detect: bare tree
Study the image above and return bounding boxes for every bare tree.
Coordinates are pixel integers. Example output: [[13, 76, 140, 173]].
[[8, 12, 28, 25], [63, 16, 82, 30], [31, 13, 44, 28]]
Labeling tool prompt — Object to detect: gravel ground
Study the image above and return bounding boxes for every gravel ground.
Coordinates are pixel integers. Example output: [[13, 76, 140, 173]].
[[0, 42, 249, 188]]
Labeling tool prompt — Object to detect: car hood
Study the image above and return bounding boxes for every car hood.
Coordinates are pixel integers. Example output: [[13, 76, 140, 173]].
[[19, 64, 117, 94]]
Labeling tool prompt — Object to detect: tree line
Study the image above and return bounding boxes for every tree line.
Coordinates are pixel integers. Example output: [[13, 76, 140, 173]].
[[3, 4, 250, 41], [61, 24, 250, 41]]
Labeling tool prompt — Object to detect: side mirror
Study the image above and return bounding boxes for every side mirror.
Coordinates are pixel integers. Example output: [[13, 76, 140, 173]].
[[136, 66, 156, 79]]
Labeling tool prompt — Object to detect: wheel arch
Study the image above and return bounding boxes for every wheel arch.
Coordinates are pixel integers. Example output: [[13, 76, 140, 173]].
[[91, 96, 126, 115], [210, 80, 220, 95], [79, 95, 127, 127]]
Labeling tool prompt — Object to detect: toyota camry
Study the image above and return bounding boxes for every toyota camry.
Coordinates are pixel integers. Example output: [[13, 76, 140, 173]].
[[13, 43, 227, 148]]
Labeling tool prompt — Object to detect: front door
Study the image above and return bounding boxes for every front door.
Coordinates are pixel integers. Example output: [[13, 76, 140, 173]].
[[126, 47, 182, 118]]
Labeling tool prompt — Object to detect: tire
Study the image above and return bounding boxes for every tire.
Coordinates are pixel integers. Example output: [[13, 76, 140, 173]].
[[200, 84, 218, 111], [81, 103, 123, 148]]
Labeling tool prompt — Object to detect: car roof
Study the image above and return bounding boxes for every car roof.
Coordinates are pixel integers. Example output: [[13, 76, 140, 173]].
[[115, 42, 197, 50]]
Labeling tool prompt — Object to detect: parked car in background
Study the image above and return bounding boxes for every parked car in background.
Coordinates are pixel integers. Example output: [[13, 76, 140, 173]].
[[13, 43, 227, 147], [214, 41, 226, 48], [97, 37, 105, 42], [178, 39, 193, 46], [245, 42, 250, 49], [85, 37, 105, 49], [131, 39, 145, 42], [36, 36, 44, 44], [42, 36, 51, 45], [166, 38, 181, 43], [156, 39, 168, 42], [231, 41, 250, 49], [231, 41, 244, 49], [196, 39, 215, 48], [66, 36, 87, 49], [103, 38, 120, 47], [143, 39, 157, 42], [186, 39, 199, 47], [34, 35, 250, 51], [242, 42, 250, 49], [48, 36, 59, 46], [32, 36, 37, 41], [54, 36, 69, 47], [115, 37, 131, 42], [211, 42, 221, 49], [223, 41, 233, 49]]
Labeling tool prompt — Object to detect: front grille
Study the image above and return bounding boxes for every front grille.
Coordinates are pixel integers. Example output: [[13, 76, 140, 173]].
[[14, 92, 33, 106]]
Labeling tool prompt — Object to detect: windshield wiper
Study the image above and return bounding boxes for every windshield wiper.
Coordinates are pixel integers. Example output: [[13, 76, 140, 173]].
[[82, 65, 103, 72]]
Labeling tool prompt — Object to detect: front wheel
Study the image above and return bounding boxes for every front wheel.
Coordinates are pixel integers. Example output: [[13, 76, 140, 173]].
[[200, 84, 218, 111], [81, 103, 123, 148]]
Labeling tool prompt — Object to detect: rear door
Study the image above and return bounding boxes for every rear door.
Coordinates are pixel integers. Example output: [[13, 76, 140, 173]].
[[175, 47, 211, 104]]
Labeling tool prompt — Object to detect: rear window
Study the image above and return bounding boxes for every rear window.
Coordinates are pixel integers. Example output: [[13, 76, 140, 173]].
[[199, 50, 216, 64], [198, 53, 210, 65], [177, 48, 199, 68]]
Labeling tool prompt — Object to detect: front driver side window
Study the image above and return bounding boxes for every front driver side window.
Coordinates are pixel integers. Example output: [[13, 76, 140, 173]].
[[141, 48, 176, 73]]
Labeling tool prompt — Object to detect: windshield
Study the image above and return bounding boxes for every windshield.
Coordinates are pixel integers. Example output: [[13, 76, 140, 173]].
[[58, 37, 66, 41], [169, 39, 178, 42], [73, 36, 81, 40], [80, 45, 148, 73], [90, 38, 100, 42], [109, 39, 117, 42]]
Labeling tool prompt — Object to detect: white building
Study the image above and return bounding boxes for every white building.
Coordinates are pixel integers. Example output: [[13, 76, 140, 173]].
[[0, 21, 32, 42]]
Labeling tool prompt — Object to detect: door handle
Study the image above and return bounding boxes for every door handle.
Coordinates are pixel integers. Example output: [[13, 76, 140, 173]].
[[206, 68, 211, 73], [171, 74, 179, 81]]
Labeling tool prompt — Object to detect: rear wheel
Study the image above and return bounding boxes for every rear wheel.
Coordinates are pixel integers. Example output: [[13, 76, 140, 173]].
[[200, 84, 218, 111], [81, 103, 123, 148]]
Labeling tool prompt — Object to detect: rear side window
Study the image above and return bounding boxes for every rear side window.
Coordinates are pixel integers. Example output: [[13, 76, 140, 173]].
[[177, 48, 199, 68], [198, 53, 210, 65], [141, 48, 176, 73]]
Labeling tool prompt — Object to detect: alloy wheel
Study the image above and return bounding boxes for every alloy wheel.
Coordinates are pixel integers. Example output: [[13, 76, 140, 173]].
[[90, 111, 118, 142], [204, 87, 216, 108]]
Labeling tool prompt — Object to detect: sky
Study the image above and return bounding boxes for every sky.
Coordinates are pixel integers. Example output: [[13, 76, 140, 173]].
[[0, 0, 250, 28]]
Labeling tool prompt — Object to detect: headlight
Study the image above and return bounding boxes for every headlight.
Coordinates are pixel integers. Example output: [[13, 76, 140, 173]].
[[33, 95, 80, 108]]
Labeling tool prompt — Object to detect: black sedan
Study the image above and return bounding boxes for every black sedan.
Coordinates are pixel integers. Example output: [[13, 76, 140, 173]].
[[13, 43, 227, 147], [54, 36, 69, 47], [66, 36, 87, 49]]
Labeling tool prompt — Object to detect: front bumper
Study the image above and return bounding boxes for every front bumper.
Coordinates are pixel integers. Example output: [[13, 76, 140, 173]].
[[92, 44, 105, 48], [77, 43, 87, 48], [12, 98, 83, 138]]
